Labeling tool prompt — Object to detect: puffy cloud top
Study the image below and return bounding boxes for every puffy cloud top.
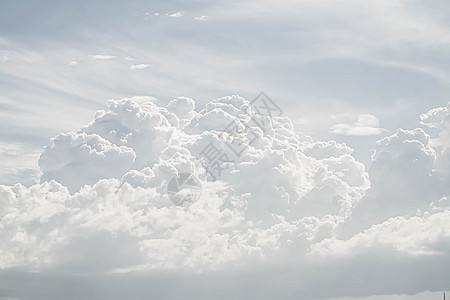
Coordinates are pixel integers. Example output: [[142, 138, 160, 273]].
[[1, 97, 450, 293], [4, 95, 372, 272]]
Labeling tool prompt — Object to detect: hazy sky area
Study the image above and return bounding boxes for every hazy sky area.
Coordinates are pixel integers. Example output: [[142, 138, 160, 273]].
[[0, 1, 450, 299], [1, 0, 450, 184]]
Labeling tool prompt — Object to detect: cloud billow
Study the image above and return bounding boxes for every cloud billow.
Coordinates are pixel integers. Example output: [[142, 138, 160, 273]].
[[1, 96, 450, 298]]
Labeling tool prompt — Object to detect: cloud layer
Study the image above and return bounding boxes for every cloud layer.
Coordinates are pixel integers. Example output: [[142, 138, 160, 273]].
[[1, 96, 450, 298]]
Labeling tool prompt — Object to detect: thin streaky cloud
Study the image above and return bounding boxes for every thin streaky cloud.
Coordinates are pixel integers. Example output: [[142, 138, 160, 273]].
[[130, 64, 151, 70], [168, 11, 184, 18], [194, 16, 209, 21], [90, 55, 117, 60]]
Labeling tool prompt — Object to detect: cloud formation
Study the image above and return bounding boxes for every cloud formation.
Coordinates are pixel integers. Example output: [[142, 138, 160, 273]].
[[3, 95, 370, 271], [330, 114, 386, 136], [1, 97, 450, 298], [130, 64, 151, 70], [90, 55, 117, 60], [168, 11, 184, 18], [194, 16, 209, 21]]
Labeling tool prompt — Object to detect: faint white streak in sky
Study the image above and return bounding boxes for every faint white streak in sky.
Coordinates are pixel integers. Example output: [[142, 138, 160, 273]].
[[130, 64, 151, 69], [90, 55, 117, 60], [168, 11, 184, 18], [194, 16, 209, 21]]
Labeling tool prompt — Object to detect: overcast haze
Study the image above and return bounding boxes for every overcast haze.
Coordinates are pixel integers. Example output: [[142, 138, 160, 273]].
[[0, 1, 450, 299]]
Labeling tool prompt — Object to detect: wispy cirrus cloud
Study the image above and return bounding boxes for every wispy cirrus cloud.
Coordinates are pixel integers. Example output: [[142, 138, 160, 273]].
[[194, 15, 209, 21], [168, 11, 184, 18], [90, 54, 117, 60], [130, 64, 151, 69]]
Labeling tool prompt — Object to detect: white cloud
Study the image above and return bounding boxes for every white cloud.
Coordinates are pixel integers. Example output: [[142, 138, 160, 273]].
[[311, 207, 450, 256], [194, 16, 209, 21], [420, 102, 450, 177], [330, 114, 386, 136], [354, 114, 380, 127], [124, 56, 135, 61], [90, 55, 117, 60], [0, 56, 7, 62], [421, 102, 450, 148], [0, 96, 371, 273], [168, 11, 184, 18], [166, 96, 196, 121], [129, 64, 151, 69], [2, 0, 450, 296], [39, 132, 137, 192], [349, 128, 439, 227], [2, 97, 450, 298], [68, 60, 78, 66]]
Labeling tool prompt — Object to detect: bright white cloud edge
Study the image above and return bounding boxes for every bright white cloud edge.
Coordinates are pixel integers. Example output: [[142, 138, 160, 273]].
[[0, 96, 449, 299]]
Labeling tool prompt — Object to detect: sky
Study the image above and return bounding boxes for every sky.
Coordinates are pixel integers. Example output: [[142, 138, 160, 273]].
[[1, 0, 450, 299]]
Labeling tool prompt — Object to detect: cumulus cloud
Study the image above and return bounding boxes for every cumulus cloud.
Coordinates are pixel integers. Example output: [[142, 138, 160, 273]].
[[0, 95, 370, 273], [419, 102, 450, 194], [130, 64, 151, 70], [39, 132, 137, 192], [329, 114, 386, 136], [166, 96, 196, 121], [68, 60, 78, 66], [337, 127, 443, 235], [2, 96, 450, 298], [421, 102, 450, 148], [312, 205, 450, 257], [90, 55, 117, 60]]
